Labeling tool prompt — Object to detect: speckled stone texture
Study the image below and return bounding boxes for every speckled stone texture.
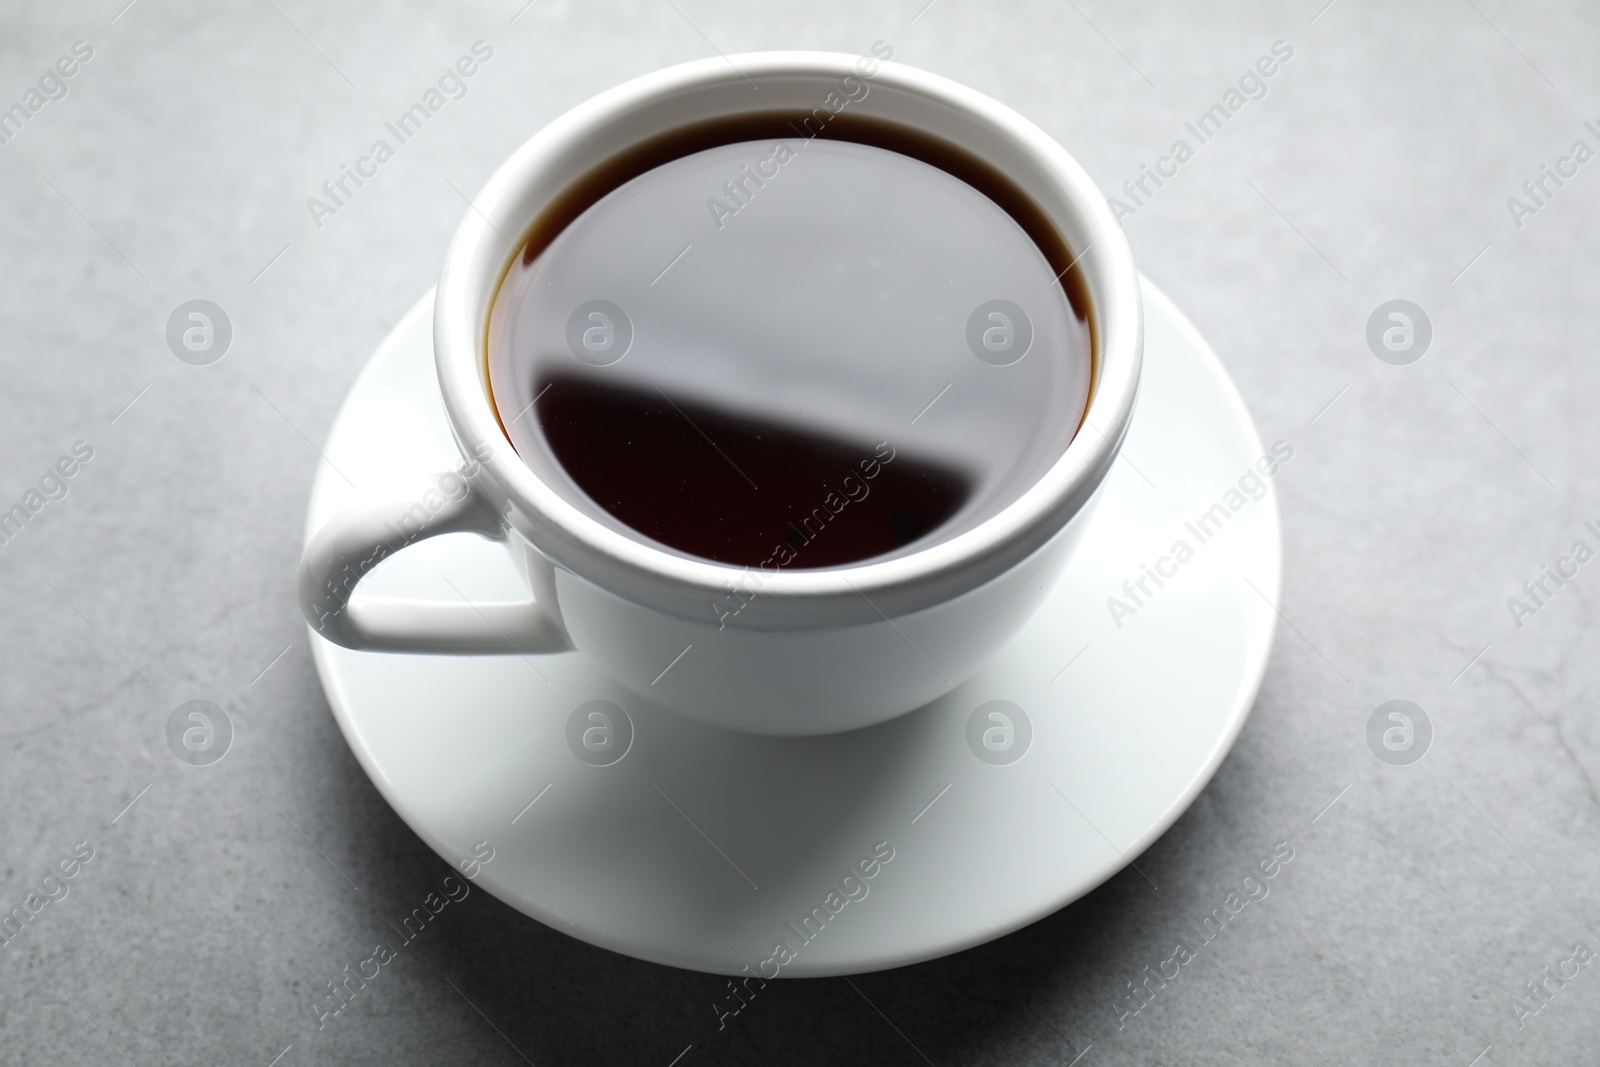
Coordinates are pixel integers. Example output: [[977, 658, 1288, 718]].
[[1, 1, 1597, 1064]]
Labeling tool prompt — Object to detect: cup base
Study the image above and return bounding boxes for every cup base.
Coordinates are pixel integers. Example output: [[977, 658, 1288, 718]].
[[303, 277, 1282, 976]]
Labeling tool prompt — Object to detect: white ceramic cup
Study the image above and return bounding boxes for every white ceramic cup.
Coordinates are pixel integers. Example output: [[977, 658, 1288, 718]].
[[298, 49, 1142, 736]]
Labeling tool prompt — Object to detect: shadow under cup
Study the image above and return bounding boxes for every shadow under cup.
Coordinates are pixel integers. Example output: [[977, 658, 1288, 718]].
[[484, 109, 1097, 577]]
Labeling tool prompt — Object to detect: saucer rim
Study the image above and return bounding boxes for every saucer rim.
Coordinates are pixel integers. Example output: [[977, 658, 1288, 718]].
[[305, 275, 1281, 975]]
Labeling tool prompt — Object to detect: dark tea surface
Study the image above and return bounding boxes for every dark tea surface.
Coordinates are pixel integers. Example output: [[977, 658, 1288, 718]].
[[487, 116, 1092, 570], [532, 373, 968, 569]]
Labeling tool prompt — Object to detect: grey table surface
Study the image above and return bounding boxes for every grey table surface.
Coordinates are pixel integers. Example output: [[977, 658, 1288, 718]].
[[3, 1, 1598, 1064]]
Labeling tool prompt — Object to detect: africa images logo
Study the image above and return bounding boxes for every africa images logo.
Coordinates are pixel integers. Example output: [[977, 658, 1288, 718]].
[[714, 839, 897, 1031]]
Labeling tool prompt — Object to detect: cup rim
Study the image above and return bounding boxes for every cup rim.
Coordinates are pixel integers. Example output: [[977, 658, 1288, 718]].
[[435, 49, 1142, 627]]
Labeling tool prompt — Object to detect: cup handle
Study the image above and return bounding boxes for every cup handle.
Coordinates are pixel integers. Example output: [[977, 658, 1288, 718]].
[[297, 472, 572, 654]]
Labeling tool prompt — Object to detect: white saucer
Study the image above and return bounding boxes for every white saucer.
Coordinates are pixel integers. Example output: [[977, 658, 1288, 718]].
[[304, 278, 1281, 977]]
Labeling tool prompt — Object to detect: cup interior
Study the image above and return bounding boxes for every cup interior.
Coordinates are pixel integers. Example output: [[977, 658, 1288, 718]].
[[435, 51, 1140, 623], [483, 105, 1098, 571]]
